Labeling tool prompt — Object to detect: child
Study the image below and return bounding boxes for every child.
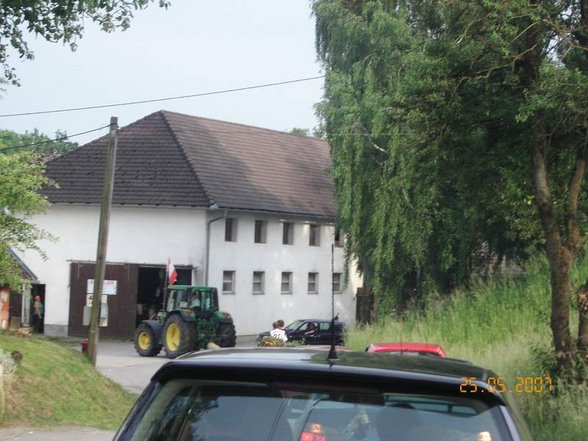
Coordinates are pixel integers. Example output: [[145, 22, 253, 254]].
[[270, 320, 288, 342]]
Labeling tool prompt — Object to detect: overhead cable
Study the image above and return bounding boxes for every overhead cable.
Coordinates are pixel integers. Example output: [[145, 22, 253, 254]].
[[0, 75, 325, 118], [0, 125, 109, 151]]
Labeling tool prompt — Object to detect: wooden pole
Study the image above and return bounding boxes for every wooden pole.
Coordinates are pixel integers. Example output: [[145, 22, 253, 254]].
[[87, 117, 118, 366]]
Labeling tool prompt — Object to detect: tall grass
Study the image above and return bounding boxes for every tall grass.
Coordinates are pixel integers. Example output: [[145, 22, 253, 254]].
[[0, 332, 136, 429], [347, 257, 588, 441]]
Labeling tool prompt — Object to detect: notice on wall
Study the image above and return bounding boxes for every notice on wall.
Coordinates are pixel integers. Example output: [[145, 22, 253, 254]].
[[85, 294, 108, 307], [86, 279, 117, 295]]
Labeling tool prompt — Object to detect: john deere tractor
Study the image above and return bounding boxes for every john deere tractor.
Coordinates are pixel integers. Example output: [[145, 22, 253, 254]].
[[133, 285, 237, 358]]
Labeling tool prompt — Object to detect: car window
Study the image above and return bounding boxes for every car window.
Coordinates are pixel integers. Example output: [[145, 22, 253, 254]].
[[285, 320, 304, 332], [297, 322, 314, 332], [319, 322, 331, 331], [127, 380, 511, 441]]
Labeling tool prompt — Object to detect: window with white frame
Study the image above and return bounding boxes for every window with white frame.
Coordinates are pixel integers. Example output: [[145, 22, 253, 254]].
[[308, 272, 318, 294], [252, 271, 265, 294], [222, 271, 235, 294], [283, 222, 294, 245], [225, 218, 237, 242], [309, 224, 320, 246], [332, 272, 342, 294], [254, 220, 267, 244], [281, 272, 293, 294]]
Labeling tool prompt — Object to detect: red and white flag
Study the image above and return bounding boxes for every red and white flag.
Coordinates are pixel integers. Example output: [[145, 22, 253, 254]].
[[167, 259, 177, 286]]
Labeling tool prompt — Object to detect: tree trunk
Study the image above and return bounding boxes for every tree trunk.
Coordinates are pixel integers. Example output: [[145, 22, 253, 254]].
[[531, 112, 574, 372], [578, 285, 588, 352], [549, 249, 574, 369]]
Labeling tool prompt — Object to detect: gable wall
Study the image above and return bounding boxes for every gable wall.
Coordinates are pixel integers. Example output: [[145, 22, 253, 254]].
[[17, 205, 207, 336], [17, 206, 360, 337]]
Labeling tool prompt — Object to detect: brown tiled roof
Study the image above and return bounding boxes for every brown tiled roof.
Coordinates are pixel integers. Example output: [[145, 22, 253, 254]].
[[44, 112, 210, 207], [44, 111, 336, 218]]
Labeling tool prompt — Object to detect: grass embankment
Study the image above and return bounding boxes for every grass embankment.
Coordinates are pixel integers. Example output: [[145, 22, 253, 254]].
[[0, 333, 136, 430], [347, 258, 588, 441]]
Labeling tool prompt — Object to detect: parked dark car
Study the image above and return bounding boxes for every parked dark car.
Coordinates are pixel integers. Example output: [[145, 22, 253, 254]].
[[256, 318, 346, 345], [114, 348, 533, 441]]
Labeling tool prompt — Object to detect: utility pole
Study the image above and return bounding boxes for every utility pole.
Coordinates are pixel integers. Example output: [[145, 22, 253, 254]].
[[87, 117, 118, 366]]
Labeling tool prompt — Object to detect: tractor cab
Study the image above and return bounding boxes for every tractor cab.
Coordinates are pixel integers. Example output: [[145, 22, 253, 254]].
[[166, 286, 219, 314]]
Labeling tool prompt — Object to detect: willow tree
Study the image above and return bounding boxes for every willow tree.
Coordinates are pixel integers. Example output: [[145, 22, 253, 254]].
[[314, 0, 588, 372]]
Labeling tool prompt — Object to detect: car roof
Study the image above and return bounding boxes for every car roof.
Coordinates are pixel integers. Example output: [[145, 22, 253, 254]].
[[152, 348, 501, 404], [170, 347, 478, 376], [290, 319, 345, 324]]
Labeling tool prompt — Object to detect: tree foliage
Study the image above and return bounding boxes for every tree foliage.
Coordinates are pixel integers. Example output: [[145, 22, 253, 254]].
[[314, 0, 587, 370], [286, 127, 311, 137], [0, 0, 170, 84], [0, 151, 52, 287], [0, 128, 78, 158]]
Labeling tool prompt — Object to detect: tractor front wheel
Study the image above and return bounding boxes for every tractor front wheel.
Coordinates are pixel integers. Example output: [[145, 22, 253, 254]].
[[163, 314, 197, 359], [134, 323, 162, 357], [218, 322, 237, 348]]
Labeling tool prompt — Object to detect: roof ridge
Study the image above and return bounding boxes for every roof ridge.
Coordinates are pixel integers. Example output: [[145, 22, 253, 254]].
[[160, 109, 327, 143], [160, 111, 214, 207], [47, 111, 168, 165]]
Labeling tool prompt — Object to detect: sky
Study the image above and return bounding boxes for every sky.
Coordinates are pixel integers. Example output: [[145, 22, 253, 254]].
[[0, 1, 324, 145]]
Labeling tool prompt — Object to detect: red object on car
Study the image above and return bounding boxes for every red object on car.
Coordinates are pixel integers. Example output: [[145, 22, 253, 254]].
[[366, 342, 446, 357]]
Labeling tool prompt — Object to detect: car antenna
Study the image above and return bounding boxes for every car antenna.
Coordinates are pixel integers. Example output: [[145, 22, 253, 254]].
[[328, 244, 338, 363]]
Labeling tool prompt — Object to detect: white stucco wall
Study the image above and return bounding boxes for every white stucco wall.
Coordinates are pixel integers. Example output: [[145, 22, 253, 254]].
[[17, 205, 360, 337], [207, 213, 359, 335], [17, 205, 207, 335]]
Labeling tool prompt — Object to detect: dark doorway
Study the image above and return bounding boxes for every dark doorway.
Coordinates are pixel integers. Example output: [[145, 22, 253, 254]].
[[137, 267, 166, 326], [8, 289, 22, 328], [175, 268, 192, 286], [30, 284, 45, 332]]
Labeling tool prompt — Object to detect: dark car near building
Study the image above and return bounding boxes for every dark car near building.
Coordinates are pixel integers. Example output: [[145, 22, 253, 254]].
[[257, 318, 346, 346], [114, 348, 533, 441]]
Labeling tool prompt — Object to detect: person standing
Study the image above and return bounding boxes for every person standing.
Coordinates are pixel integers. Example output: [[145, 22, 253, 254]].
[[32, 295, 43, 334]]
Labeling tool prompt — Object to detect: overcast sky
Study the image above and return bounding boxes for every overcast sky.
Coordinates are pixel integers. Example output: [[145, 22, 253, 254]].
[[0, 1, 323, 145]]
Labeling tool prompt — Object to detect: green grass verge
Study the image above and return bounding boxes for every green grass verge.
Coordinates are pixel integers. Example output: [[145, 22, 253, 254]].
[[347, 257, 588, 441], [0, 332, 136, 430]]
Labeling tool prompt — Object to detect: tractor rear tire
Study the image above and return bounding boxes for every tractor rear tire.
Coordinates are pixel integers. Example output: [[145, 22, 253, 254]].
[[218, 322, 237, 348], [134, 323, 162, 357], [163, 314, 197, 359]]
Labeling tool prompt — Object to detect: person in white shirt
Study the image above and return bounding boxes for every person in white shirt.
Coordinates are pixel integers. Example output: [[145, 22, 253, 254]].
[[270, 320, 288, 342]]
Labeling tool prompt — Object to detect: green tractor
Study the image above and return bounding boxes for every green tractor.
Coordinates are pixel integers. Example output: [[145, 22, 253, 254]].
[[133, 285, 237, 359]]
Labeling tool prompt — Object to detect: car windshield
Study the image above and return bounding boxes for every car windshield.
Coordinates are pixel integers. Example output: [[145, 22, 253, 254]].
[[285, 320, 305, 331], [129, 379, 510, 441]]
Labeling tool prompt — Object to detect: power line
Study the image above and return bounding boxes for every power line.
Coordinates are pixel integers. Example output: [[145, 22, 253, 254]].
[[0, 75, 325, 119], [0, 124, 109, 152]]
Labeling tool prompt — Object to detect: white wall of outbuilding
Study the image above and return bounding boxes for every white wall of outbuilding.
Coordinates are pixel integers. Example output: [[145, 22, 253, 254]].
[[16, 205, 359, 337]]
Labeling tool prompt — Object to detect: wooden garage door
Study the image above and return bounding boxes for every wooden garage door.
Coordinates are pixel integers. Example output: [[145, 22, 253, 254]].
[[68, 262, 138, 339]]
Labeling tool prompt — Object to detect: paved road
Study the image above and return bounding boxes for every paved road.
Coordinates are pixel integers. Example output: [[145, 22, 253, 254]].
[[97, 335, 256, 394], [95, 340, 169, 394], [0, 335, 257, 440]]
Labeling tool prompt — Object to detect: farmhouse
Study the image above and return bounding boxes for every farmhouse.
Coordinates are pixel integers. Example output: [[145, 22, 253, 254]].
[[15, 111, 360, 338]]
